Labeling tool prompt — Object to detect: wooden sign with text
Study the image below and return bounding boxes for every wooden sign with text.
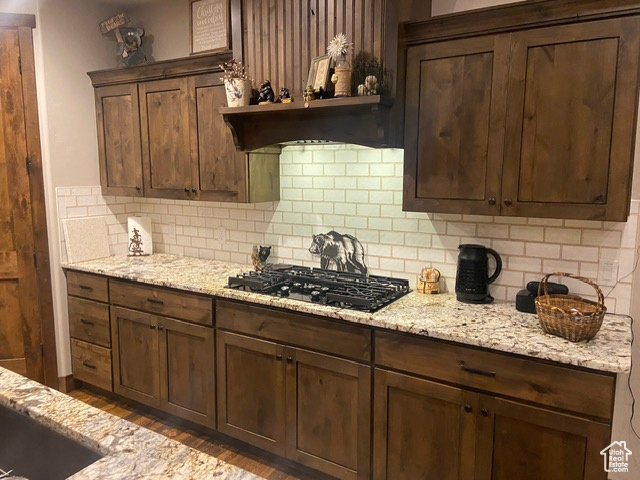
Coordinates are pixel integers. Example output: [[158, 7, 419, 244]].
[[190, 0, 230, 54]]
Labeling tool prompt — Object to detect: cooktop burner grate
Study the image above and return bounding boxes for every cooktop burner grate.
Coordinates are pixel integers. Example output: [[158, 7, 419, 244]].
[[228, 265, 410, 312]]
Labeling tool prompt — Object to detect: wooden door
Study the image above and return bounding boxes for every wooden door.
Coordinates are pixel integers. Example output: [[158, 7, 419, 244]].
[[285, 347, 371, 480], [502, 17, 640, 221], [216, 331, 287, 456], [191, 74, 245, 202], [110, 306, 160, 407], [0, 23, 53, 382], [139, 78, 193, 199], [159, 316, 215, 428], [373, 369, 477, 480], [475, 396, 611, 480], [403, 34, 510, 215], [95, 84, 143, 196]]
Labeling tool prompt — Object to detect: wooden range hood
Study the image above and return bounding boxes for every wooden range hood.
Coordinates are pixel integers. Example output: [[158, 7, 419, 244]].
[[220, 0, 417, 151]]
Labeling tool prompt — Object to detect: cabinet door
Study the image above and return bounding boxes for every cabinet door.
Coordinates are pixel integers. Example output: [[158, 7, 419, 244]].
[[285, 347, 371, 480], [159, 317, 215, 428], [139, 78, 193, 199], [191, 75, 246, 202], [476, 396, 611, 480], [216, 331, 286, 456], [502, 17, 640, 221], [373, 369, 477, 480], [403, 34, 510, 215], [94, 84, 143, 197], [110, 306, 160, 407]]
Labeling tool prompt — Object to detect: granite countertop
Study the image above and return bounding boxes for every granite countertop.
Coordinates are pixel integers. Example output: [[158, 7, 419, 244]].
[[64, 254, 633, 373], [0, 367, 261, 480]]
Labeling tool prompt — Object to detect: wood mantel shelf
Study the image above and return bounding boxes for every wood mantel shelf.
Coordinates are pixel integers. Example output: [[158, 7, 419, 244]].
[[220, 95, 397, 151]]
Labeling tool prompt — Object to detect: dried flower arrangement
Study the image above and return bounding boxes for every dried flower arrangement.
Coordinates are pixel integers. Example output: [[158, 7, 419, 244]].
[[219, 59, 252, 82], [327, 33, 353, 64]]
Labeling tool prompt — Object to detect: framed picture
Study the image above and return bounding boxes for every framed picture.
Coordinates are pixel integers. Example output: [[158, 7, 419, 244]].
[[190, 0, 230, 54], [307, 55, 332, 92]]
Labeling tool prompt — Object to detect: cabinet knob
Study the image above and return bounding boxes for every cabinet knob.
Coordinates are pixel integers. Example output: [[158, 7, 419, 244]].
[[150, 324, 157, 330], [135, 186, 141, 192], [276, 354, 283, 361], [158, 325, 165, 331], [184, 187, 190, 194], [488, 197, 496, 206], [191, 188, 197, 193], [504, 198, 512, 206], [481, 408, 489, 417], [286, 356, 293, 363], [463, 404, 473, 413]]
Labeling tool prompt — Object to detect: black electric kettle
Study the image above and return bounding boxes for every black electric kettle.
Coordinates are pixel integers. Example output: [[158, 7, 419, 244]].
[[455, 244, 502, 304]]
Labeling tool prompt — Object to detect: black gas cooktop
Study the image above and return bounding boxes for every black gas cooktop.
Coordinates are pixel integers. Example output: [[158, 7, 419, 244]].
[[228, 265, 411, 312]]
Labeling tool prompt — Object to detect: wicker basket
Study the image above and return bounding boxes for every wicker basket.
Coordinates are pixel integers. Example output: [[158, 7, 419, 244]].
[[535, 272, 606, 342]]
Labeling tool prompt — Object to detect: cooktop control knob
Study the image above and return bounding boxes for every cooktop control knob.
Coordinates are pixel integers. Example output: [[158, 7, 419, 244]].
[[292, 282, 302, 292], [320, 287, 330, 295], [279, 286, 290, 297], [310, 290, 321, 301]]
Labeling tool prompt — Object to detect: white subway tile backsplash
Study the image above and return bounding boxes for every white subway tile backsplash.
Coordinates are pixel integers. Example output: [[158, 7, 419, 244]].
[[561, 245, 599, 262], [510, 225, 544, 242], [57, 144, 639, 314]]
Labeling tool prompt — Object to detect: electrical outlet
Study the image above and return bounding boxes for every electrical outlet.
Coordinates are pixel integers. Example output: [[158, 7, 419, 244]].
[[214, 226, 227, 244], [598, 260, 618, 287]]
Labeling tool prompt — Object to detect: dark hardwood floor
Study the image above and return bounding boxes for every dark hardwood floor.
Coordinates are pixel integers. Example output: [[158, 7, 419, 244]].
[[68, 386, 333, 480]]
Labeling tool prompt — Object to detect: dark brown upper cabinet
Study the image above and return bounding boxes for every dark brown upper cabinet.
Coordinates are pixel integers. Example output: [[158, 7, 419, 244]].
[[95, 84, 143, 197], [403, 2, 640, 221], [88, 54, 280, 203]]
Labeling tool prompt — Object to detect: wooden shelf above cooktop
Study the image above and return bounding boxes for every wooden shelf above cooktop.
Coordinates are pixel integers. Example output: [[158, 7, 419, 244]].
[[219, 95, 398, 151]]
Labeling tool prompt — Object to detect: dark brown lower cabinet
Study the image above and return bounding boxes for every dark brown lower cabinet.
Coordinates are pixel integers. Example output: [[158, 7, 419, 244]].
[[374, 369, 610, 480], [217, 331, 371, 480], [478, 397, 610, 480], [111, 306, 215, 427]]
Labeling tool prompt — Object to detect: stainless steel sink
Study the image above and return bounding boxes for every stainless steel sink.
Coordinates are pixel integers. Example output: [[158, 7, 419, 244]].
[[0, 405, 103, 480]]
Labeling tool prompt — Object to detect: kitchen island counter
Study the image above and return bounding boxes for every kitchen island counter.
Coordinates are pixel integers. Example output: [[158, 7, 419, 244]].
[[0, 366, 261, 479], [64, 254, 632, 373]]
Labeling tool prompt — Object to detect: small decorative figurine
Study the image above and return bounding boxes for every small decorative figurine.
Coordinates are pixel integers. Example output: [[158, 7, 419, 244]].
[[258, 80, 275, 104], [252, 245, 272, 271], [128, 228, 144, 256], [277, 87, 293, 103], [303, 85, 316, 107]]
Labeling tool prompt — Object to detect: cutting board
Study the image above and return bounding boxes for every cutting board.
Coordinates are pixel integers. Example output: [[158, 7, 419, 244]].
[[63, 217, 111, 263]]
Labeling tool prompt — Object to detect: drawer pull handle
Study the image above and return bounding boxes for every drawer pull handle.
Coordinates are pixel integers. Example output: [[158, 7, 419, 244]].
[[80, 318, 95, 326], [147, 298, 164, 305], [82, 361, 97, 369], [78, 285, 93, 291], [460, 362, 496, 377]]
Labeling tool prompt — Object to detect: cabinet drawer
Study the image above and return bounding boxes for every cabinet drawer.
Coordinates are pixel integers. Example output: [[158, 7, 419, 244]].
[[68, 297, 111, 347], [216, 300, 371, 361], [110, 280, 213, 326], [66, 271, 108, 302], [375, 331, 615, 420], [71, 338, 112, 391]]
